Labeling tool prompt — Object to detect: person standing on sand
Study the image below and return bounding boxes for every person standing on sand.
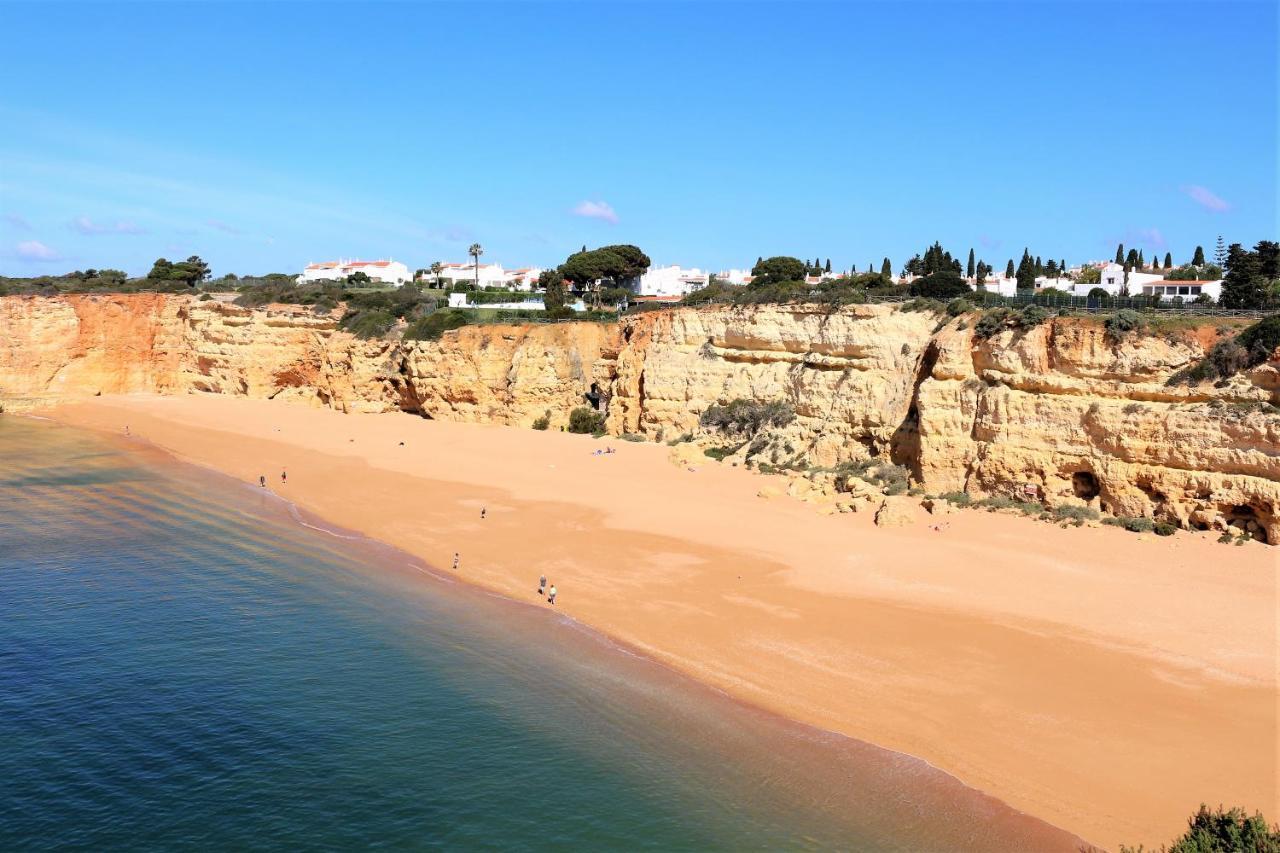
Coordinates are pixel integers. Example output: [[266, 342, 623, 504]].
[[538, 575, 546, 596], [480, 507, 486, 520], [281, 469, 287, 484], [259, 475, 266, 488], [547, 585, 557, 605], [452, 553, 460, 570]]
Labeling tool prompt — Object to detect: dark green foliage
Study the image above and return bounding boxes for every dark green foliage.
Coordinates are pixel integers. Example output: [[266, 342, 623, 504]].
[[749, 256, 807, 286], [1005, 259, 1015, 278], [1054, 504, 1099, 524], [1166, 264, 1223, 281], [1013, 304, 1049, 328], [966, 248, 975, 278], [1179, 316, 1280, 382], [946, 298, 975, 316], [1119, 804, 1280, 853], [1116, 243, 1126, 265], [532, 411, 551, 430], [1105, 309, 1145, 337], [909, 271, 971, 299], [403, 309, 469, 341], [1153, 521, 1178, 536], [1102, 516, 1155, 533], [1015, 249, 1036, 291], [1192, 245, 1206, 266], [1221, 243, 1270, 309], [703, 445, 741, 461], [904, 242, 963, 277], [881, 257, 893, 279], [939, 491, 971, 506], [1237, 314, 1280, 361], [974, 307, 1014, 339], [148, 256, 210, 286], [1164, 252, 1173, 269], [567, 407, 606, 434], [340, 308, 396, 339], [700, 399, 795, 438], [832, 459, 910, 496]]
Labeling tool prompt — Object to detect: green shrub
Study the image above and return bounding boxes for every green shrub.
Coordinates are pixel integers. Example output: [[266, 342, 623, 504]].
[[532, 411, 550, 431], [340, 308, 396, 339], [567, 406, 606, 434], [1237, 314, 1280, 363], [1087, 287, 1110, 299], [940, 491, 972, 507], [902, 297, 945, 313], [974, 307, 1013, 339], [1103, 516, 1155, 533], [703, 445, 740, 461], [1013, 304, 1049, 328], [620, 433, 646, 442], [1153, 521, 1178, 537], [700, 399, 795, 438], [908, 271, 971, 300], [1119, 804, 1280, 853], [946, 298, 975, 317], [403, 308, 469, 341], [1105, 309, 1145, 337], [1054, 504, 1099, 523]]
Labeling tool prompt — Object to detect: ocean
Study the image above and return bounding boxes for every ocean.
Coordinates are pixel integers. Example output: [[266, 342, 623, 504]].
[[0, 416, 1078, 851]]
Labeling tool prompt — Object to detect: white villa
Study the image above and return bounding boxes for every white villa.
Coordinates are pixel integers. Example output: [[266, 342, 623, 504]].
[[298, 259, 411, 286], [416, 262, 544, 291], [636, 265, 709, 297], [967, 262, 1223, 302]]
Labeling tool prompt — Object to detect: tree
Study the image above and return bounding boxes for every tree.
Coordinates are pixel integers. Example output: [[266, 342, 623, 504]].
[[429, 261, 444, 288], [966, 248, 975, 278], [1137, 249, 1145, 269], [880, 257, 892, 280], [1214, 235, 1227, 267], [468, 243, 484, 288], [1164, 251, 1172, 269], [975, 260, 988, 287], [1045, 259, 1059, 277], [561, 244, 651, 307], [1193, 245, 1206, 266], [824, 258, 831, 273], [1117, 804, 1280, 853], [1059, 259, 1065, 274], [1005, 259, 1015, 278], [1126, 248, 1139, 270], [1151, 254, 1160, 271], [1115, 243, 1125, 264], [1220, 242, 1267, 308], [909, 271, 971, 299], [1257, 240, 1280, 280], [1015, 250, 1036, 292], [147, 255, 208, 286], [346, 271, 371, 285], [1076, 265, 1101, 284], [750, 256, 807, 286]]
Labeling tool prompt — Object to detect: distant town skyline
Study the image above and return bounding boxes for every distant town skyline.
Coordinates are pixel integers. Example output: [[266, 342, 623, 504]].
[[1, 1, 1274, 278]]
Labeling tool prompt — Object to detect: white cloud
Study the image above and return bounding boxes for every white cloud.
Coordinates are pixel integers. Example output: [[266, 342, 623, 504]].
[[571, 200, 619, 224], [72, 215, 145, 235], [15, 239, 60, 261], [2, 212, 31, 230], [1181, 185, 1230, 213], [205, 218, 243, 235]]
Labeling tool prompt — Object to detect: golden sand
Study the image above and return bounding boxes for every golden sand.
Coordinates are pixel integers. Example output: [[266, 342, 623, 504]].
[[48, 394, 1278, 849]]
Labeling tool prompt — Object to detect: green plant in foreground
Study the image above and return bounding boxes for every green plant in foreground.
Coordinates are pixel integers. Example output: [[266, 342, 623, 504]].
[[567, 407, 606, 434], [1119, 803, 1280, 853]]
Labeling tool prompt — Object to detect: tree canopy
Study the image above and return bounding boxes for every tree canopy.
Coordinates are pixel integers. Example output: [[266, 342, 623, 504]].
[[749, 256, 807, 286], [561, 244, 651, 289], [147, 256, 210, 286], [1221, 241, 1280, 309]]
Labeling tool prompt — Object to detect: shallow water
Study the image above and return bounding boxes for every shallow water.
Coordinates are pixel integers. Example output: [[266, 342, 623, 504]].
[[0, 417, 1081, 851]]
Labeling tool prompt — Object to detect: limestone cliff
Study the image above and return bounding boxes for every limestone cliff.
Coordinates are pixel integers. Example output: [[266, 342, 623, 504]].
[[2, 293, 1276, 541]]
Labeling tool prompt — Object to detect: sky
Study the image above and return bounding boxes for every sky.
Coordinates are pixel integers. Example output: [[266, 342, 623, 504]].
[[1, 0, 1275, 278]]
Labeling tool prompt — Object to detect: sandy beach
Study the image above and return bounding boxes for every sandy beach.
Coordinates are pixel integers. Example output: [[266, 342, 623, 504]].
[[46, 394, 1278, 849]]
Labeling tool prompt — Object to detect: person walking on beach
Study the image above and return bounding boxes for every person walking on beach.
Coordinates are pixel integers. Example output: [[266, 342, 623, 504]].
[[259, 475, 266, 488], [281, 469, 287, 484], [547, 584, 557, 605], [452, 553, 460, 571], [480, 507, 486, 520], [538, 574, 547, 596]]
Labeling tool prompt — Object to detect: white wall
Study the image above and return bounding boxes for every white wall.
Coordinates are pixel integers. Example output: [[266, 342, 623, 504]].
[[637, 265, 708, 297]]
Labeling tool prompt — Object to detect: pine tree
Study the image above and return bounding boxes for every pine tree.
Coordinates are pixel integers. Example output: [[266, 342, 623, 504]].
[[1034, 255, 1043, 276], [1015, 252, 1036, 291], [1192, 246, 1205, 266], [967, 248, 975, 278], [1126, 248, 1139, 269], [824, 258, 831, 273], [1152, 255, 1160, 271], [1005, 259, 1015, 278], [1213, 236, 1227, 267], [1115, 244, 1125, 264], [1164, 251, 1172, 269], [1060, 259, 1065, 275], [881, 258, 892, 279]]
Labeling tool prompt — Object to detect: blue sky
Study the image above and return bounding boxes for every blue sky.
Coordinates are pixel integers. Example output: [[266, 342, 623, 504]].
[[1, 1, 1275, 278]]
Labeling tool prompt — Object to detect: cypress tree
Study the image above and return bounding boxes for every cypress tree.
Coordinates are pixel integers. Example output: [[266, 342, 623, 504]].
[[1137, 249, 1145, 269], [1034, 255, 1043, 276], [1115, 243, 1125, 264], [1060, 259, 1065, 274], [1005, 259, 1015, 278], [824, 258, 831, 273], [1192, 246, 1205, 266], [1152, 255, 1160, 271], [1164, 251, 1172, 269], [966, 248, 975, 278], [881, 258, 892, 279], [1126, 248, 1139, 269]]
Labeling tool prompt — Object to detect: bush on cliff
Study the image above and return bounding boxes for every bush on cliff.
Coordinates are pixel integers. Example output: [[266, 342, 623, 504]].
[[340, 309, 396, 339], [1175, 315, 1280, 383], [1119, 804, 1280, 853], [1105, 309, 1145, 337], [403, 309, 469, 341], [909, 271, 971, 300], [568, 407, 606, 434], [699, 399, 796, 438]]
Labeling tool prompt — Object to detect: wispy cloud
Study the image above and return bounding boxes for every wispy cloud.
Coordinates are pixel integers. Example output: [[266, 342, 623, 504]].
[[2, 212, 31, 230], [15, 239, 60, 261], [205, 218, 243, 235], [978, 234, 1000, 250], [1181, 185, 1230, 213], [71, 215, 145, 235], [1109, 227, 1167, 251], [571, 200, 619, 225]]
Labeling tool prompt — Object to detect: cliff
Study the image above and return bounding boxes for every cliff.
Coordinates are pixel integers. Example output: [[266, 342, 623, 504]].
[[3, 293, 1277, 542]]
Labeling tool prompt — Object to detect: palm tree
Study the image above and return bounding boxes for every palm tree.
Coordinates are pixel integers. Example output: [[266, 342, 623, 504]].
[[429, 261, 443, 289], [468, 243, 484, 289]]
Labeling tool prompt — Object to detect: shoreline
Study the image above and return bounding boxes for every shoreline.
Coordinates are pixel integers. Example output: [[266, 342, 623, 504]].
[[39, 394, 1279, 849]]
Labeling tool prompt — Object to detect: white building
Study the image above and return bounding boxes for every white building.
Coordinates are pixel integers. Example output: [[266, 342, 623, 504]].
[[503, 267, 544, 291], [1138, 280, 1223, 302], [447, 292, 587, 311], [422, 262, 509, 289], [971, 275, 1019, 297], [715, 268, 753, 286], [635, 265, 709, 297], [298, 259, 411, 286]]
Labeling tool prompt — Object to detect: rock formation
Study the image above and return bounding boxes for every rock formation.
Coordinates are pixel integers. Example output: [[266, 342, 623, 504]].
[[2, 293, 1276, 542]]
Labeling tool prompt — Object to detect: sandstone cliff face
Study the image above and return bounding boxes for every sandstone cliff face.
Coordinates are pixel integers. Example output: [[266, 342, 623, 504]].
[[2, 294, 1276, 541]]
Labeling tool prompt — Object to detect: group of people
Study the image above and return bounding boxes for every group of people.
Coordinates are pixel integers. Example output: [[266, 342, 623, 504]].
[[258, 469, 287, 488], [456, 507, 558, 605]]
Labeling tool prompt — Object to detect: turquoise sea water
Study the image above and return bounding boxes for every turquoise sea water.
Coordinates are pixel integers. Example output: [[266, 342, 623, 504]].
[[0, 417, 1081, 851]]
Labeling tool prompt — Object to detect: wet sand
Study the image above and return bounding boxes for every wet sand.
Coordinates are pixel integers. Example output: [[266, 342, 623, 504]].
[[47, 394, 1279, 849]]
